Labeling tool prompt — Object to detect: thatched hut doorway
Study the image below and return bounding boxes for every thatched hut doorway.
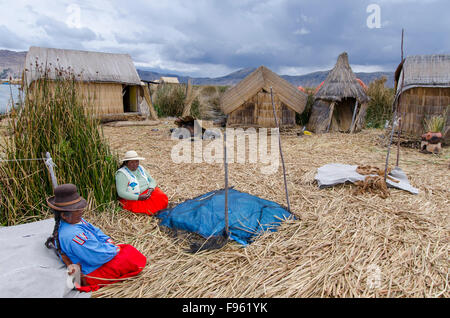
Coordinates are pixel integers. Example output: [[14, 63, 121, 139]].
[[306, 53, 369, 134], [123, 85, 138, 113], [332, 97, 358, 132]]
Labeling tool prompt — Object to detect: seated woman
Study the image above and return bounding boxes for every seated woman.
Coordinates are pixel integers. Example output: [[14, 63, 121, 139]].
[[115, 150, 168, 215], [45, 184, 147, 293]]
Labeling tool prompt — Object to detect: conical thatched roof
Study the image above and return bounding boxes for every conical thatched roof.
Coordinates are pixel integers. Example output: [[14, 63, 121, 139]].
[[315, 52, 369, 104], [220, 66, 307, 114]]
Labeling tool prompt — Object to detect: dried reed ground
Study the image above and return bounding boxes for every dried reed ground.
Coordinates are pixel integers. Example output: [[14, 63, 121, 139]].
[[78, 122, 448, 297]]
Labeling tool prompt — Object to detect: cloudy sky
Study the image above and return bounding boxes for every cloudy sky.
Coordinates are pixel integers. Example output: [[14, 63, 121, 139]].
[[0, 0, 449, 77]]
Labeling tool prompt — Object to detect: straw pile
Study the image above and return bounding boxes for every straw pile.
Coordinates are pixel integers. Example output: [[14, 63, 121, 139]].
[[353, 165, 393, 199], [84, 123, 448, 298]]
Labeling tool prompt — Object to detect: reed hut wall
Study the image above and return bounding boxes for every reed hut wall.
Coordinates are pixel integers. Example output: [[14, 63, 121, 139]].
[[306, 100, 330, 133], [27, 80, 141, 115], [23, 46, 143, 116], [398, 87, 450, 142], [394, 55, 450, 143], [227, 90, 296, 128], [79, 82, 123, 114], [307, 98, 368, 133]]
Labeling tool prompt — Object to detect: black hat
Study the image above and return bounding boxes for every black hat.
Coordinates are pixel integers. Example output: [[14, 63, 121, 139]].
[[46, 184, 88, 212]]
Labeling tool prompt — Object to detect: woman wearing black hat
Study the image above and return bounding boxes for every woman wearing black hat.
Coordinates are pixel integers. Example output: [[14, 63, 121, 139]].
[[45, 184, 147, 292]]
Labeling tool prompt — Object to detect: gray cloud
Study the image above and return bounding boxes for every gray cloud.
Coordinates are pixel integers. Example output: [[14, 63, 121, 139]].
[[0, 26, 27, 50], [34, 15, 100, 50], [0, 0, 449, 77]]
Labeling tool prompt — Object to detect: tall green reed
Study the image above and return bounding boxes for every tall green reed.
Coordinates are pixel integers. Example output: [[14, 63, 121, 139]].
[[153, 84, 186, 117], [365, 77, 395, 128], [0, 64, 119, 225]]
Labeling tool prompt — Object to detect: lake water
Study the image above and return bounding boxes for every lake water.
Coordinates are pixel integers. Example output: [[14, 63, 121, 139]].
[[0, 84, 21, 114]]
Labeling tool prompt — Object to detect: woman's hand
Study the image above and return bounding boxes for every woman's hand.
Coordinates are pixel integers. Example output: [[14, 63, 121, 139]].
[[138, 193, 149, 201], [67, 263, 81, 275], [138, 189, 154, 201]]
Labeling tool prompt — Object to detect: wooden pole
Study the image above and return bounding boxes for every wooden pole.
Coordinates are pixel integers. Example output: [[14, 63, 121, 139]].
[[396, 29, 406, 168], [384, 109, 397, 182], [182, 79, 195, 117], [350, 100, 359, 133], [44, 152, 58, 190], [326, 102, 336, 132], [385, 28, 405, 180], [270, 87, 291, 212], [395, 117, 403, 167], [143, 84, 158, 120], [223, 116, 230, 238]]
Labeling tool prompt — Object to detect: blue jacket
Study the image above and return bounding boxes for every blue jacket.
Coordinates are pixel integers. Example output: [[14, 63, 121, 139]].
[[58, 218, 119, 274]]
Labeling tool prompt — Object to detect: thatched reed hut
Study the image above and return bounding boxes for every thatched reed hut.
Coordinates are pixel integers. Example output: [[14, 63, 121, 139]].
[[159, 77, 179, 84], [220, 66, 307, 128], [394, 54, 450, 144], [307, 52, 369, 133], [24, 46, 155, 118]]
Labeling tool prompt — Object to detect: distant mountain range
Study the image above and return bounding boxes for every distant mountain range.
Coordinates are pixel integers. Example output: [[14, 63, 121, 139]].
[[0, 49, 395, 88], [0, 50, 27, 79], [137, 68, 395, 88]]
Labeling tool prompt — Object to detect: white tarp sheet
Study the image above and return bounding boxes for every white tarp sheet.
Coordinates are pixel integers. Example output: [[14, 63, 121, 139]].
[[315, 163, 419, 195], [0, 218, 91, 298]]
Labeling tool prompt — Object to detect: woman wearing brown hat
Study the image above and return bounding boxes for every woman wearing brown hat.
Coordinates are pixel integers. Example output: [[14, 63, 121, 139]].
[[45, 184, 147, 292], [115, 150, 168, 215]]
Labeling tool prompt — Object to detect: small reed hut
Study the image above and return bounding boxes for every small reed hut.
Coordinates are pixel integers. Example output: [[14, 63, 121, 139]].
[[394, 54, 450, 144], [159, 77, 179, 84], [307, 52, 369, 133], [24, 46, 156, 119], [220, 66, 307, 128]]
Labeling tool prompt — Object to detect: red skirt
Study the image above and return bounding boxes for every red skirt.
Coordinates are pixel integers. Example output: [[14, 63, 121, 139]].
[[119, 187, 168, 215], [77, 244, 146, 293]]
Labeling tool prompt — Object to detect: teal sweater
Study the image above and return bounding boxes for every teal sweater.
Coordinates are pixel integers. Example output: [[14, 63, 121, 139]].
[[115, 167, 157, 200]]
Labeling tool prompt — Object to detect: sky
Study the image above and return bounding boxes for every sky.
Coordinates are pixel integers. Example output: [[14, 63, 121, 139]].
[[0, 0, 449, 78]]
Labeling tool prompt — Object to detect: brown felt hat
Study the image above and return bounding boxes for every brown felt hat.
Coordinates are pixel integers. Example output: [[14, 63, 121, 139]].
[[46, 184, 88, 212]]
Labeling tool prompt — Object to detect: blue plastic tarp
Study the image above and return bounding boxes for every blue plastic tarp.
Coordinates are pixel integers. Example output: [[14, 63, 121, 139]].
[[157, 188, 293, 246]]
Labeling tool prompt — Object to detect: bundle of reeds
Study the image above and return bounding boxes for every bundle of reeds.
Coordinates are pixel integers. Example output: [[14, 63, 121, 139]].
[[424, 111, 447, 133], [0, 66, 119, 225]]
